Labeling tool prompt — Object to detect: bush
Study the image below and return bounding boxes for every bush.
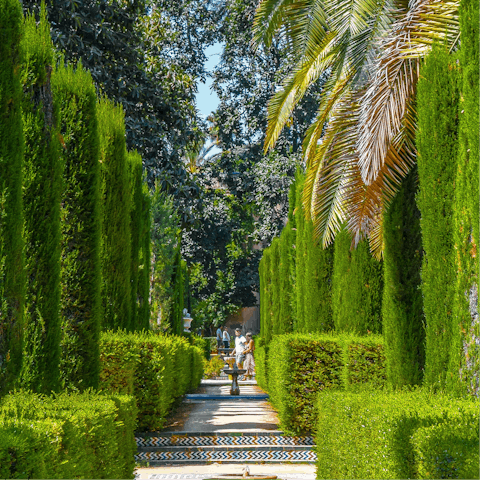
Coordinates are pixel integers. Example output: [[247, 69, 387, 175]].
[[99, 330, 203, 431], [190, 334, 211, 360], [315, 389, 479, 479], [412, 413, 479, 479], [0, 390, 137, 479], [203, 356, 225, 378], [254, 338, 268, 391], [263, 333, 385, 434]]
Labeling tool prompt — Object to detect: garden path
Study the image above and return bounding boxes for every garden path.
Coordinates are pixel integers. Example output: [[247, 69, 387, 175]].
[[134, 376, 316, 480]]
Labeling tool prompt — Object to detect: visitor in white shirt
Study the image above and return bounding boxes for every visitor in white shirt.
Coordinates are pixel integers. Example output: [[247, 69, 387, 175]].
[[231, 328, 246, 367]]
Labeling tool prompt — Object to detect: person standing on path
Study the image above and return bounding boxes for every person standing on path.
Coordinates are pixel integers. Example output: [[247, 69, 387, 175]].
[[243, 332, 255, 380], [222, 326, 231, 349], [231, 328, 246, 367], [216, 325, 223, 351]]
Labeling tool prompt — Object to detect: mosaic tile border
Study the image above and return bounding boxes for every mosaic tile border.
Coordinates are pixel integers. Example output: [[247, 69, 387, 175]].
[[135, 449, 317, 463], [136, 435, 314, 447]]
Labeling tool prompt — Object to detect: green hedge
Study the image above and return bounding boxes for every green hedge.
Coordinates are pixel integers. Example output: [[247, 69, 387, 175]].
[[254, 337, 268, 391], [20, 9, 62, 394], [99, 330, 203, 431], [262, 333, 385, 434], [0, 0, 25, 395], [412, 412, 479, 479], [53, 61, 102, 391], [315, 389, 479, 479], [0, 390, 137, 479]]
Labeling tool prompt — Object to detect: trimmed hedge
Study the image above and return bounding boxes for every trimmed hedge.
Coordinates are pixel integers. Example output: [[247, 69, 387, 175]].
[[254, 337, 268, 391], [99, 330, 203, 431], [261, 333, 385, 433], [315, 389, 479, 479], [0, 390, 137, 479], [20, 9, 62, 394], [0, 0, 25, 395]]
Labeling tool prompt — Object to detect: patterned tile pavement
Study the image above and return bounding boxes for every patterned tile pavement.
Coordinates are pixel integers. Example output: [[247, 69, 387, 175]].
[[135, 449, 316, 463]]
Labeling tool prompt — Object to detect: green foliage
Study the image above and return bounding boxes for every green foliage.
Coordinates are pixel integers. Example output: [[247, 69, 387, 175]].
[[270, 238, 281, 335], [189, 334, 211, 361], [260, 249, 273, 344], [0, 390, 137, 479], [262, 333, 386, 434], [278, 223, 294, 334], [254, 339, 268, 391], [150, 186, 182, 331], [417, 45, 459, 390], [294, 172, 306, 332], [20, 9, 62, 394], [303, 220, 334, 333], [315, 389, 479, 479], [332, 227, 383, 334], [412, 413, 479, 479], [99, 331, 203, 431], [127, 150, 150, 331], [202, 356, 225, 378], [382, 169, 424, 388], [449, 0, 479, 397], [53, 61, 101, 391], [98, 98, 132, 331], [170, 253, 185, 336], [0, 0, 25, 394]]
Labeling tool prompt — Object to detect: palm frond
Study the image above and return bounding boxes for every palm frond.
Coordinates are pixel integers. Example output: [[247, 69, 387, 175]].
[[357, 0, 458, 183]]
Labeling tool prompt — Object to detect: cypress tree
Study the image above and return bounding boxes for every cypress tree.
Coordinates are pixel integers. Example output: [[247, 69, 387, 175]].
[[127, 150, 146, 331], [270, 237, 281, 335], [278, 224, 294, 334], [287, 177, 297, 326], [20, 10, 62, 393], [259, 255, 266, 337], [137, 179, 151, 331], [170, 249, 184, 335], [417, 45, 459, 390], [332, 227, 383, 334], [98, 99, 132, 331], [262, 248, 273, 344], [53, 62, 101, 391], [0, 0, 25, 394], [382, 169, 424, 388], [303, 217, 334, 333], [449, 0, 479, 396], [295, 173, 306, 332]]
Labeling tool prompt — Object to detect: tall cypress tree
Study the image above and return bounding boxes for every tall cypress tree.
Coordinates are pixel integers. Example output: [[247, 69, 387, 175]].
[[417, 45, 459, 390], [137, 178, 151, 331], [382, 169, 424, 388], [278, 224, 294, 334], [20, 10, 62, 393], [53, 62, 101, 391], [449, 0, 479, 396], [127, 150, 146, 331], [262, 248, 273, 344], [270, 237, 281, 336], [287, 177, 297, 326], [332, 227, 383, 334], [0, 0, 25, 394], [303, 218, 334, 333], [295, 173, 306, 332], [98, 99, 132, 331]]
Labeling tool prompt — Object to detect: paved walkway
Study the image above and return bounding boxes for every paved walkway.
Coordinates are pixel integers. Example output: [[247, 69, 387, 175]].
[[134, 379, 316, 480]]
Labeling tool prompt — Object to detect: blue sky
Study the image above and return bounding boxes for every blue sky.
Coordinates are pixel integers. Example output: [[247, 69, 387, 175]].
[[196, 43, 222, 120]]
